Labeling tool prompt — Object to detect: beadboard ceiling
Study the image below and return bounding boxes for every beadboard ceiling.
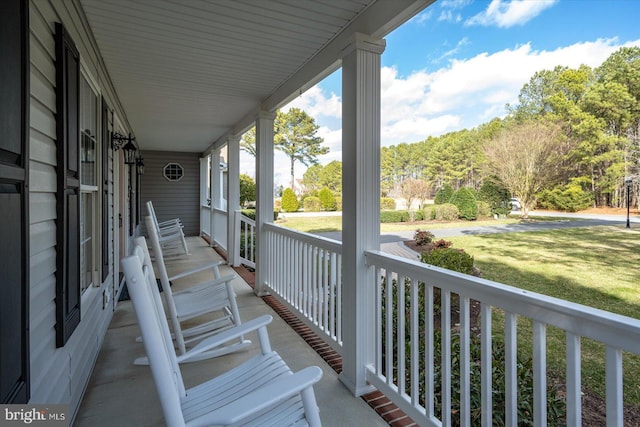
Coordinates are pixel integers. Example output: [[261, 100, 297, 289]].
[[80, 0, 432, 153]]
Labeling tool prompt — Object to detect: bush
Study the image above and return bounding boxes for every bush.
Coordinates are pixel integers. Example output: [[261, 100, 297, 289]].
[[408, 210, 425, 222], [420, 247, 474, 275], [318, 187, 337, 211], [433, 331, 565, 426], [334, 196, 342, 211], [380, 210, 409, 223], [479, 176, 511, 215], [281, 188, 299, 212], [434, 184, 454, 205], [239, 174, 256, 207], [537, 181, 593, 212], [422, 205, 434, 220], [451, 187, 478, 220], [381, 197, 396, 210], [433, 203, 459, 221], [414, 229, 435, 246], [240, 209, 278, 221], [476, 201, 492, 218], [303, 196, 322, 212], [432, 239, 452, 249]]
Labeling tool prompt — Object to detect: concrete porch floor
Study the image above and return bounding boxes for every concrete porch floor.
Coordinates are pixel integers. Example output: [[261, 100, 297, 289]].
[[74, 237, 388, 426]]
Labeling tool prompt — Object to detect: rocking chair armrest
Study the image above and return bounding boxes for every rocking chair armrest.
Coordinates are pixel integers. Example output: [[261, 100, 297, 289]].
[[189, 366, 323, 427], [179, 315, 273, 362], [168, 260, 225, 281], [170, 274, 236, 297]]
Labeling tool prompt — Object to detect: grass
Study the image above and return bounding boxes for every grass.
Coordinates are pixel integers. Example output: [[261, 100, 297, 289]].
[[274, 214, 569, 234], [278, 213, 640, 408], [448, 225, 640, 408]]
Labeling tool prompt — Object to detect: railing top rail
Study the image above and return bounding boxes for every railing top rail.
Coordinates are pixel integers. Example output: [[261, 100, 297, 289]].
[[235, 210, 256, 226], [265, 222, 343, 253], [365, 249, 640, 354]]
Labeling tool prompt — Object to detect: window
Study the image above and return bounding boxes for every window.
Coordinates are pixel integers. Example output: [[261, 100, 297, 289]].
[[164, 162, 184, 181], [80, 75, 100, 293]]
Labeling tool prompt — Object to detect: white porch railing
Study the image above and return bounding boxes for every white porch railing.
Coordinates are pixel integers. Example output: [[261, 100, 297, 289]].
[[264, 223, 343, 353], [200, 205, 228, 250], [364, 250, 640, 427], [235, 211, 256, 269]]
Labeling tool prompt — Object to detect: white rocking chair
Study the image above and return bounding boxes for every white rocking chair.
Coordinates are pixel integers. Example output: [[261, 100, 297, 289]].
[[135, 222, 250, 363], [146, 200, 190, 257], [121, 253, 323, 427]]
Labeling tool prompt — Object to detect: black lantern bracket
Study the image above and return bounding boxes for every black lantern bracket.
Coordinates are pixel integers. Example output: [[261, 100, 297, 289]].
[[111, 131, 138, 165]]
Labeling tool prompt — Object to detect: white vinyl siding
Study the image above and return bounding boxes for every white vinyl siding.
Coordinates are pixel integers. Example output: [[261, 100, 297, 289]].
[[27, 0, 130, 419]]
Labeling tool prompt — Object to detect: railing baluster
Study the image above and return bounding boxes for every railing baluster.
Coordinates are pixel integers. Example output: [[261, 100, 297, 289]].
[[426, 283, 434, 418], [566, 332, 581, 426], [411, 278, 419, 407], [505, 312, 517, 427], [481, 303, 492, 427], [442, 289, 451, 426], [460, 295, 470, 427], [385, 269, 393, 385], [336, 253, 342, 345], [533, 321, 547, 427], [323, 249, 329, 332], [398, 275, 406, 395], [330, 252, 336, 339], [606, 346, 623, 426], [375, 267, 383, 374]]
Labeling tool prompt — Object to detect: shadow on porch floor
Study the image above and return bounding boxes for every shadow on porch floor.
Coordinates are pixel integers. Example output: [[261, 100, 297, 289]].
[[74, 237, 388, 427]]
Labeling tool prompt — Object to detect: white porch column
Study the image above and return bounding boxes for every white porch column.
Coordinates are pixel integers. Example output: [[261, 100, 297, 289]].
[[210, 148, 221, 247], [255, 111, 276, 296], [340, 33, 386, 396], [227, 135, 241, 266]]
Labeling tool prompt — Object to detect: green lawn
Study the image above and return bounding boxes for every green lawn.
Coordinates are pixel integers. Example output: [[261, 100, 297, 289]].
[[278, 214, 640, 408], [447, 225, 640, 407]]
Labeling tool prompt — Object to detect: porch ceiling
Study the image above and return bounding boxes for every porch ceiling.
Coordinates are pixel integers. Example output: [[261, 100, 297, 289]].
[[79, 0, 432, 153]]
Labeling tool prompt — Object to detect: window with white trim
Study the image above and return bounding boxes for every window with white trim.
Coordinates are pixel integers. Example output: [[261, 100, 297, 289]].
[[80, 74, 100, 293]]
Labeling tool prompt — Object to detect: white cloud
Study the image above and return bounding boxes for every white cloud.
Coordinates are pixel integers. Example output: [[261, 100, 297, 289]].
[[466, 0, 557, 28], [243, 37, 640, 183]]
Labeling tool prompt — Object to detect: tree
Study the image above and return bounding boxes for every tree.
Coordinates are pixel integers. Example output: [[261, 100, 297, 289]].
[[400, 178, 431, 210], [274, 108, 328, 189], [483, 120, 569, 218], [318, 187, 337, 211], [239, 174, 255, 207], [240, 127, 256, 157], [318, 160, 342, 194]]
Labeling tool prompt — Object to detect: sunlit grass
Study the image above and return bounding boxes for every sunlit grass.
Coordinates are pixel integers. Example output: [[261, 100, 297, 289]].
[[448, 225, 640, 407]]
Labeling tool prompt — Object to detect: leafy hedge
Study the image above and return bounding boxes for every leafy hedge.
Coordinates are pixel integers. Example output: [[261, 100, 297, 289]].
[[451, 187, 478, 220], [281, 188, 299, 212], [381, 197, 397, 210], [433, 203, 459, 221], [537, 181, 593, 212], [303, 196, 322, 212], [420, 247, 474, 275], [434, 184, 454, 204], [318, 187, 337, 211]]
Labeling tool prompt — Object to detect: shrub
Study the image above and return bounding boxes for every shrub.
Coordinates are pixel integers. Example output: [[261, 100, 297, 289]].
[[434, 184, 454, 205], [318, 187, 337, 211], [380, 197, 396, 210], [408, 210, 425, 222], [421, 247, 474, 275], [303, 196, 322, 212], [239, 174, 256, 207], [414, 229, 435, 246], [432, 239, 452, 249], [422, 205, 434, 220], [433, 331, 565, 426], [450, 187, 478, 220], [537, 181, 593, 212], [380, 210, 409, 223], [240, 209, 278, 221], [334, 196, 342, 211], [479, 176, 511, 215], [281, 188, 299, 212], [433, 203, 459, 221], [476, 201, 492, 218]]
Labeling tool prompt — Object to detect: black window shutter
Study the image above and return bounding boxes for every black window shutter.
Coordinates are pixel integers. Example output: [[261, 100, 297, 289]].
[[0, 0, 30, 404], [101, 99, 109, 282], [55, 23, 81, 347]]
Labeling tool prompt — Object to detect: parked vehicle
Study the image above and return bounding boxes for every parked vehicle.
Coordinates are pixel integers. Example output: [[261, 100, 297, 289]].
[[510, 198, 521, 210]]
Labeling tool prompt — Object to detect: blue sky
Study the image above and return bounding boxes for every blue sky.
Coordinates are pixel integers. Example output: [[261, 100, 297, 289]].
[[242, 0, 640, 187]]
